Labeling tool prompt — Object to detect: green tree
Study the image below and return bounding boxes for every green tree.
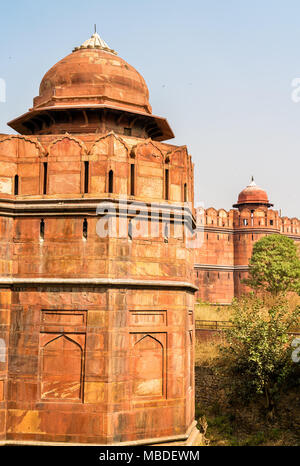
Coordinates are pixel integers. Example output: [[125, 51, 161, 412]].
[[245, 234, 300, 296], [218, 294, 299, 416]]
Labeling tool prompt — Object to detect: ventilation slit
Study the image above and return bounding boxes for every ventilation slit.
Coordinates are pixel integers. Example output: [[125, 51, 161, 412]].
[[83, 218, 88, 240], [43, 162, 48, 195], [84, 161, 89, 193]]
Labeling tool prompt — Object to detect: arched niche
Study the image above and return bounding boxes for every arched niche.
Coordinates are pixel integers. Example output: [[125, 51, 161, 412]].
[[217, 209, 228, 226], [89, 133, 129, 160], [132, 334, 164, 398], [240, 208, 251, 227], [46, 136, 86, 195], [0, 136, 46, 195], [0, 135, 45, 158], [40, 334, 83, 401], [88, 133, 129, 195], [130, 141, 164, 199], [206, 208, 217, 225], [253, 208, 266, 227], [48, 135, 86, 157], [166, 147, 187, 167]]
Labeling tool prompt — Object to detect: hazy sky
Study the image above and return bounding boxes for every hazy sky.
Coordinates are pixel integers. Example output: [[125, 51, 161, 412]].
[[0, 0, 299, 217]]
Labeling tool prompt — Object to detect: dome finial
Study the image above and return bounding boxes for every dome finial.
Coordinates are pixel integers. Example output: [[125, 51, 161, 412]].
[[72, 31, 117, 55], [249, 175, 256, 187]]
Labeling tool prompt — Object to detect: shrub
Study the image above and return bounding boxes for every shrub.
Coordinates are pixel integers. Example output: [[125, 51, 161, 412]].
[[217, 294, 300, 416]]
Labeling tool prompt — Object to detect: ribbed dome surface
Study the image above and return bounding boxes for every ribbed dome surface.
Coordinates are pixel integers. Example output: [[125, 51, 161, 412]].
[[33, 38, 152, 114], [237, 183, 269, 204], [8, 33, 174, 140], [233, 178, 273, 209]]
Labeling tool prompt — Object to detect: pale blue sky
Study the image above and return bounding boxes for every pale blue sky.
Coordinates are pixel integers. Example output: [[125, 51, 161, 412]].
[[0, 0, 299, 217]]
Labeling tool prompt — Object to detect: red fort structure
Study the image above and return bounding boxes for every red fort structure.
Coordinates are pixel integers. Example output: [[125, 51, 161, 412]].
[[0, 31, 299, 445], [0, 33, 199, 445], [194, 177, 300, 304]]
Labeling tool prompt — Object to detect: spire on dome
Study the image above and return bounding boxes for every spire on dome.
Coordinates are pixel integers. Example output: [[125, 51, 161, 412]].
[[73, 32, 117, 55], [248, 176, 256, 187]]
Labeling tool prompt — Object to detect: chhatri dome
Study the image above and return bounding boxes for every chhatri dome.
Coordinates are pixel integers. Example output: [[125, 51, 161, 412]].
[[233, 177, 273, 210], [8, 32, 174, 140]]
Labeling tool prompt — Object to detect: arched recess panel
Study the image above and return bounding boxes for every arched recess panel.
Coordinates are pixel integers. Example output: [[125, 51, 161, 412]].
[[47, 137, 85, 195], [130, 333, 166, 398], [89, 134, 128, 195], [39, 333, 84, 401], [134, 141, 164, 199], [0, 136, 44, 195]]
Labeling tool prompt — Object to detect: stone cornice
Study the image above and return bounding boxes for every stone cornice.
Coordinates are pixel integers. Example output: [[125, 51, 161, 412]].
[[196, 226, 300, 239], [0, 197, 195, 224], [0, 277, 198, 292], [197, 226, 281, 234], [194, 264, 249, 272]]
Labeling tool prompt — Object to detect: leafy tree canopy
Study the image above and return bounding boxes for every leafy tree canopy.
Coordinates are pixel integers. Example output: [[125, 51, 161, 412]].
[[245, 234, 300, 295]]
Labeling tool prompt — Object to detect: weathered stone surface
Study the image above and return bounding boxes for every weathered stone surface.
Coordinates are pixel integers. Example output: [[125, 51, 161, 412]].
[[0, 34, 196, 446]]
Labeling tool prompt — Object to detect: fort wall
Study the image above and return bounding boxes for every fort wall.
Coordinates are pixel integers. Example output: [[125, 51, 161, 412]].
[[194, 206, 300, 304], [0, 132, 197, 444]]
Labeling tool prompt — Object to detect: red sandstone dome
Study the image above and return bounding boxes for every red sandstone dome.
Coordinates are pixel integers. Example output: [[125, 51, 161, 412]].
[[233, 177, 273, 208], [34, 37, 152, 114], [8, 33, 174, 140]]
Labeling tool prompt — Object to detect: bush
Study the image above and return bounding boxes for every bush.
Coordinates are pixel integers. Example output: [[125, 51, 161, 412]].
[[217, 294, 300, 416]]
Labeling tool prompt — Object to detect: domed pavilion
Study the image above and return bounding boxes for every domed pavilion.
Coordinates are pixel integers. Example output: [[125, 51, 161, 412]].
[[233, 176, 273, 210], [0, 33, 198, 446]]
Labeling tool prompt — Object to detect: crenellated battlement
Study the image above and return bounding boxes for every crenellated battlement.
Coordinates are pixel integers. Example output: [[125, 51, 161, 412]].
[[196, 206, 300, 238], [0, 132, 194, 206], [194, 203, 300, 305]]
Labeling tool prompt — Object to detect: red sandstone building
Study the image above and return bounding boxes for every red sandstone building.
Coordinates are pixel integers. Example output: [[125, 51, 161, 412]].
[[0, 31, 299, 446], [0, 33, 199, 445], [194, 177, 300, 304]]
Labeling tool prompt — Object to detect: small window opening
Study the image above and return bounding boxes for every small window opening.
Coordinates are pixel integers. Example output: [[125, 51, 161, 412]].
[[165, 168, 169, 200], [14, 175, 19, 195], [108, 170, 114, 194], [83, 218, 88, 240], [130, 164, 135, 196], [43, 162, 48, 195], [40, 219, 45, 241], [184, 183, 187, 202], [124, 127, 132, 136], [84, 161, 89, 194], [128, 219, 133, 241]]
